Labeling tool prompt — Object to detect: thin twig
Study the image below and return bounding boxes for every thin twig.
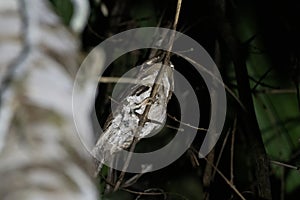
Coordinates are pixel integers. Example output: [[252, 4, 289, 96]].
[[113, 135, 138, 191], [99, 71, 245, 113], [167, 114, 207, 131], [101, 173, 165, 196], [203, 149, 215, 192], [182, 56, 247, 111], [211, 126, 232, 179], [124, 187, 165, 196], [135, 188, 167, 200], [280, 167, 285, 200], [249, 76, 279, 90], [251, 67, 274, 91], [188, 148, 200, 167], [203, 157, 246, 200], [163, 0, 182, 64], [99, 77, 137, 84], [166, 124, 184, 131], [230, 117, 237, 184], [254, 89, 298, 94], [189, 147, 246, 200], [271, 160, 300, 170]]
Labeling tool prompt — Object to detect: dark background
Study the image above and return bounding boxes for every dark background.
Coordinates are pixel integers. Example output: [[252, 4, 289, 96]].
[[50, 0, 300, 199]]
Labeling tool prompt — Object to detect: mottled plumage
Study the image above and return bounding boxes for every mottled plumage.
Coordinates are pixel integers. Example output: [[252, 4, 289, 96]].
[[92, 56, 174, 167]]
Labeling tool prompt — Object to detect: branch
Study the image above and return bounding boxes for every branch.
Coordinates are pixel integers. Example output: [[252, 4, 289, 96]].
[[217, 10, 272, 200], [113, 0, 183, 191]]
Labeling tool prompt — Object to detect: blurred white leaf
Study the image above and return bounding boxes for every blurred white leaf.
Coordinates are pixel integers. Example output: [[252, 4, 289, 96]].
[[70, 0, 90, 33], [100, 2, 108, 17], [0, 0, 97, 199]]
